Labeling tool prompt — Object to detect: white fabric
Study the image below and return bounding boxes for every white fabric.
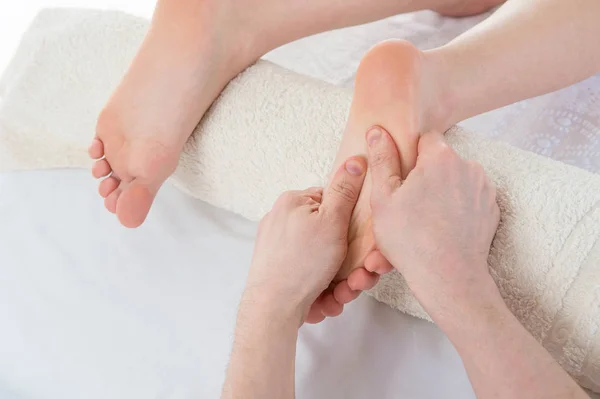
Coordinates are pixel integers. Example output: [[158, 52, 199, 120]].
[[0, 169, 474, 399], [1, 5, 599, 399]]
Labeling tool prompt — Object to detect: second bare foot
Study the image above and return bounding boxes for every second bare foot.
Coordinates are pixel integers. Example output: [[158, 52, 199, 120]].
[[89, 1, 259, 227]]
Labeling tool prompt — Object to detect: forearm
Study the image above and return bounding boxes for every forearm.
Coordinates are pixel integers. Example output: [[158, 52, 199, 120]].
[[222, 295, 301, 399], [440, 281, 587, 399], [432, 0, 600, 125]]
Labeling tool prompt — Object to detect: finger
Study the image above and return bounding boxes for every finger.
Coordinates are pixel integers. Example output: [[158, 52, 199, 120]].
[[347, 268, 380, 291], [308, 187, 323, 201], [366, 126, 403, 203], [300, 187, 323, 203], [320, 156, 366, 223], [363, 250, 394, 275], [333, 281, 361, 304], [273, 190, 305, 210]]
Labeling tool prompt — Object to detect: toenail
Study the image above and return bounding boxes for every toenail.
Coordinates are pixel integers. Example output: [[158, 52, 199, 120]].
[[367, 127, 382, 146], [345, 159, 364, 176]]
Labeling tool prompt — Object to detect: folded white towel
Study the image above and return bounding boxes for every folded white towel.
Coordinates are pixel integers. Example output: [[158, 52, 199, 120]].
[[2, 9, 600, 391]]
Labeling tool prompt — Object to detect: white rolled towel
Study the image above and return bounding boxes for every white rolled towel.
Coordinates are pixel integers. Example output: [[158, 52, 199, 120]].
[[2, 9, 600, 392]]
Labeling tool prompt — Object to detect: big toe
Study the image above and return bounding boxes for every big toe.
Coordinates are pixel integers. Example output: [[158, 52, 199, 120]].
[[116, 180, 158, 228]]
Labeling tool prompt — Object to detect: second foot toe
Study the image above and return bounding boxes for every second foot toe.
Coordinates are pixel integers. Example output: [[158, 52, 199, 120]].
[[98, 176, 120, 198], [104, 188, 121, 214], [88, 137, 104, 159], [92, 159, 112, 178]]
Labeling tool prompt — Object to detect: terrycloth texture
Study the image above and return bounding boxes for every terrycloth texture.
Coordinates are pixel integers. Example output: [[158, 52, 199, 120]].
[[2, 9, 600, 391]]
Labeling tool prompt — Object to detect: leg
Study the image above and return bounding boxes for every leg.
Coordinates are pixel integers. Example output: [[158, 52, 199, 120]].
[[88, 0, 503, 227], [434, 0, 600, 124], [333, 0, 600, 280]]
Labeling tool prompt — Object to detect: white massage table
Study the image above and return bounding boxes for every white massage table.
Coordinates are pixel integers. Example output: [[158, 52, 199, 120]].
[[1, 2, 599, 398]]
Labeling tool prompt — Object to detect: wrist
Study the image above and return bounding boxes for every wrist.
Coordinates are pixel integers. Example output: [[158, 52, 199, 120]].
[[239, 287, 305, 329], [234, 293, 301, 356], [412, 259, 505, 330], [434, 276, 510, 346]]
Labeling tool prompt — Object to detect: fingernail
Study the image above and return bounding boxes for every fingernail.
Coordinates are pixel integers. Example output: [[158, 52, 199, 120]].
[[345, 159, 364, 176], [367, 127, 382, 146]]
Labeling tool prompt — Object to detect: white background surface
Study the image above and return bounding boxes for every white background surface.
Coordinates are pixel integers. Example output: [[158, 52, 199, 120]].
[[1, 2, 599, 399]]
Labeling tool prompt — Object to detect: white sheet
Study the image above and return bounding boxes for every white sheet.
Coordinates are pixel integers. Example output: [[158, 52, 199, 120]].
[[1, 3, 599, 399], [0, 169, 474, 399]]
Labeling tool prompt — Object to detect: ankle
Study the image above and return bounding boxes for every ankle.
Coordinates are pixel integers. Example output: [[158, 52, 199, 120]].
[[422, 48, 461, 132]]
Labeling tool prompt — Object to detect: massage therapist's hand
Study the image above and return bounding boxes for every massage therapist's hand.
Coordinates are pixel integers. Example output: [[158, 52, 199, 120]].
[[365, 127, 500, 326], [243, 156, 367, 325]]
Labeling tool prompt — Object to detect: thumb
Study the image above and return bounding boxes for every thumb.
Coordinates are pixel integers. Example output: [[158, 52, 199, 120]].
[[321, 156, 367, 224], [366, 126, 403, 205]]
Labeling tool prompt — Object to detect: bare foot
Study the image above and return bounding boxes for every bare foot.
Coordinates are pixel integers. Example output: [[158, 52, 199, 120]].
[[331, 40, 453, 282], [89, 0, 502, 228], [433, 0, 505, 17], [89, 1, 259, 227]]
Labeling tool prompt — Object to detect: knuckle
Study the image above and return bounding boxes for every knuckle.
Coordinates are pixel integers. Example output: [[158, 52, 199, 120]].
[[427, 142, 455, 168], [489, 183, 499, 207], [471, 160, 485, 174], [275, 191, 296, 208], [490, 182, 498, 199], [331, 179, 358, 203], [474, 162, 488, 186], [437, 143, 455, 160], [370, 150, 392, 169], [306, 186, 323, 195], [486, 174, 497, 192], [281, 190, 296, 202]]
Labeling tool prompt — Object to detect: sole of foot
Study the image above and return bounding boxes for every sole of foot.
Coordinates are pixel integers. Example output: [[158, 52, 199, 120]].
[[331, 39, 453, 281], [89, 2, 257, 228]]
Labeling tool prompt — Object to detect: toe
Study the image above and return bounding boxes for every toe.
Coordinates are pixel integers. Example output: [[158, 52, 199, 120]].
[[320, 293, 343, 317], [104, 188, 121, 214], [98, 176, 120, 198], [305, 307, 326, 324], [333, 281, 360, 304], [116, 180, 158, 228], [347, 268, 380, 291], [88, 137, 105, 159], [364, 251, 394, 275], [305, 294, 327, 324], [92, 159, 112, 178]]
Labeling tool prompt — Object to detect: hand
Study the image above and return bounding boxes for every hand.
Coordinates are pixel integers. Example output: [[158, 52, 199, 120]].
[[365, 127, 500, 324], [243, 156, 368, 324]]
